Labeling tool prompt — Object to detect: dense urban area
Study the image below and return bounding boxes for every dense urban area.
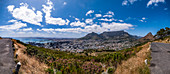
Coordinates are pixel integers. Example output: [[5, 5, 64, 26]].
[[27, 31, 140, 53]]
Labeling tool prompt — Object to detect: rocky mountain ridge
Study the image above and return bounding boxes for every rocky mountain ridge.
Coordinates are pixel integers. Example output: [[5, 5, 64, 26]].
[[79, 31, 140, 41]]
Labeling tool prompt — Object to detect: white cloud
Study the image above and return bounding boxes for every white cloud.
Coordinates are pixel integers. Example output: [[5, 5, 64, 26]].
[[22, 28, 33, 31], [20, 3, 25, 5], [39, 22, 133, 33], [63, 2, 67, 5], [0, 21, 27, 30], [82, 18, 84, 20], [140, 17, 147, 22], [8, 19, 17, 23], [37, 29, 41, 31], [86, 10, 94, 16], [39, 28, 82, 33], [66, 19, 70, 25], [140, 20, 144, 22], [118, 20, 124, 22], [122, 0, 128, 5], [142, 17, 146, 20], [42, 0, 53, 16], [83, 24, 105, 33], [17, 32, 26, 34], [41, 28, 55, 32], [103, 15, 113, 18], [122, 0, 137, 6], [55, 28, 82, 33], [70, 21, 86, 27], [102, 11, 114, 18], [98, 18, 114, 22], [122, 0, 165, 7], [7, 3, 43, 26], [45, 17, 66, 25], [42, 0, 68, 25], [79, 22, 133, 33], [107, 11, 114, 15], [101, 22, 133, 31], [140, 20, 147, 22], [85, 19, 93, 24], [32, 7, 36, 11], [75, 18, 79, 21], [7, 5, 15, 12], [95, 14, 102, 17], [147, 0, 165, 7]]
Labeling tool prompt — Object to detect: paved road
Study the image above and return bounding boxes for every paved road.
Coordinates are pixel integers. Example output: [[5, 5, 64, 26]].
[[0, 39, 15, 74], [150, 42, 170, 74]]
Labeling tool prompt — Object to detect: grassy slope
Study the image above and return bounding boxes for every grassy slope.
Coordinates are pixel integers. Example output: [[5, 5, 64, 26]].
[[115, 42, 151, 74], [114, 36, 170, 74], [12, 39, 49, 74], [13, 39, 145, 74]]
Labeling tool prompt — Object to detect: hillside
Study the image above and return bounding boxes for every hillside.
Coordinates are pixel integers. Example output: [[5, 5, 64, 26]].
[[115, 42, 151, 74], [12, 39, 49, 74], [138, 32, 154, 43], [12, 39, 147, 74]]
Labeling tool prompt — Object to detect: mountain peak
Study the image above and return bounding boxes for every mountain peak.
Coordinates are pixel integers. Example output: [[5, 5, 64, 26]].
[[144, 32, 154, 39], [138, 32, 154, 42], [78, 32, 101, 40]]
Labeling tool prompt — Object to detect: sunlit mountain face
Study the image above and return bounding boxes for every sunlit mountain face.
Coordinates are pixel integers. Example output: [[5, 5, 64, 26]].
[[0, 0, 169, 38]]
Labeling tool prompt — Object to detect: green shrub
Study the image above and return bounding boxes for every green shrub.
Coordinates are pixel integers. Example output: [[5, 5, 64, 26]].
[[24, 41, 146, 74], [45, 68, 54, 74], [108, 68, 115, 74], [138, 65, 150, 74]]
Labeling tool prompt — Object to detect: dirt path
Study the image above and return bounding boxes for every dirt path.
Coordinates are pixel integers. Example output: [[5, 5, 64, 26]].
[[14, 42, 48, 74], [114, 42, 151, 74]]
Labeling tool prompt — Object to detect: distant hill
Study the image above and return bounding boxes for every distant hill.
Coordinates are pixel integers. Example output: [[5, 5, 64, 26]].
[[79, 32, 102, 40], [78, 31, 140, 41], [138, 32, 154, 43]]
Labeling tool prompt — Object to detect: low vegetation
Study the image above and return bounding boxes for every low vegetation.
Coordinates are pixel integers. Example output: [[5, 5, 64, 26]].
[[155, 27, 170, 39], [12, 39, 48, 74], [137, 65, 150, 74], [21, 41, 144, 74], [108, 68, 115, 74]]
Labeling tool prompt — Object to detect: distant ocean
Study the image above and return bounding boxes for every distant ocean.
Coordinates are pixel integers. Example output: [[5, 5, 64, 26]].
[[12, 37, 53, 43]]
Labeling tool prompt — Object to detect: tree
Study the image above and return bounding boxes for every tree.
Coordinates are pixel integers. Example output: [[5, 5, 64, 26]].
[[165, 27, 170, 31], [156, 28, 165, 38]]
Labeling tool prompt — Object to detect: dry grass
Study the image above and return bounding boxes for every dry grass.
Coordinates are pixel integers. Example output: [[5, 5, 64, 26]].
[[155, 38, 170, 43], [14, 42, 49, 74], [114, 42, 151, 74]]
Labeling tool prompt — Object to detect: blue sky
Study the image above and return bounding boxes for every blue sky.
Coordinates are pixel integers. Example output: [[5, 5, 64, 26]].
[[0, 0, 169, 38]]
